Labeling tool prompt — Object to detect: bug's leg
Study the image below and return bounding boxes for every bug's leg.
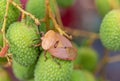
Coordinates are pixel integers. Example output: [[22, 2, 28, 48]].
[[30, 38, 41, 48], [32, 43, 41, 48], [52, 56, 61, 68], [33, 38, 40, 41], [29, 43, 40, 48], [32, 30, 44, 47], [44, 51, 48, 61], [54, 41, 59, 48], [30, 31, 44, 48]]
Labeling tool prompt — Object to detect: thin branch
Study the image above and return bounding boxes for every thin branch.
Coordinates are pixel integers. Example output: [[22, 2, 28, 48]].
[[47, 0, 72, 39], [53, 0, 63, 27], [1, 0, 10, 46], [10, 0, 41, 26], [1, 0, 12, 66], [6, 54, 12, 67], [87, 35, 98, 46], [108, 54, 120, 63], [94, 49, 109, 75], [65, 27, 99, 39], [45, 0, 51, 30]]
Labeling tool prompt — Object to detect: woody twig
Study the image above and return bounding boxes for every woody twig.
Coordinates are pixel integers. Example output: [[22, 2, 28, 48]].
[[46, 0, 72, 39], [9, 0, 41, 26]]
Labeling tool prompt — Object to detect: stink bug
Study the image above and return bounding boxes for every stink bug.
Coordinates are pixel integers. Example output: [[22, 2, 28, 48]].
[[48, 47, 77, 60], [41, 30, 77, 60], [41, 30, 72, 50], [55, 33, 72, 47]]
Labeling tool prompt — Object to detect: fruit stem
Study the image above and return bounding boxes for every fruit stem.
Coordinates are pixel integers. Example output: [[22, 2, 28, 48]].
[[94, 49, 109, 75], [108, 54, 120, 63], [9, 0, 41, 26], [53, 0, 63, 27], [1, 0, 12, 66], [45, 0, 50, 30], [64, 27, 99, 39], [1, 0, 10, 46], [46, 0, 72, 39]]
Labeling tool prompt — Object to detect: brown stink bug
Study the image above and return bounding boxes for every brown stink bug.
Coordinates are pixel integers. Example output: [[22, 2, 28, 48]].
[[41, 30, 77, 60], [48, 47, 77, 60]]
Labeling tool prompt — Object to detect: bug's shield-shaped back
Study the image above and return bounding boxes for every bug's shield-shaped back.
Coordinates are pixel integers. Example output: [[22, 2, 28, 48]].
[[41, 30, 78, 60], [48, 47, 77, 60], [41, 30, 58, 50], [56, 33, 72, 47]]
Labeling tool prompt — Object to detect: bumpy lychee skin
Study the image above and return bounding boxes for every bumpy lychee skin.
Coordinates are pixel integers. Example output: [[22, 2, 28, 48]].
[[35, 52, 73, 81], [0, 68, 12, 81], [7, 22, 40, 66], [0, 0, 20, 29], [12, 60, 35, 81], [100, 10, 120, 51], [57, 0, 75, 8], [74, 47, 98, 72], [26, 0, 55, 32]]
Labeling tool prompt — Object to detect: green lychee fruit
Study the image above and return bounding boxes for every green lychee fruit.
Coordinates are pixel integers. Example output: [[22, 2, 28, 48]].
[[0, 68, 12, 81], [35, 52, 73, 81], [71, 70, 86, 81], [26, 0, 55, 32], [0, 0, 20, 29], [74, 47, 98, 72], [12, 60, 35, 81], [83, 70, 96, 81], [95, 0, 111, 17], [95, 0, 120, 17], [27, 78, 34, 81], [71, 70, 96, 81], [57, 0, 75, 8], [100, 10, 120, 51], [7, 22, 40, 66]]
